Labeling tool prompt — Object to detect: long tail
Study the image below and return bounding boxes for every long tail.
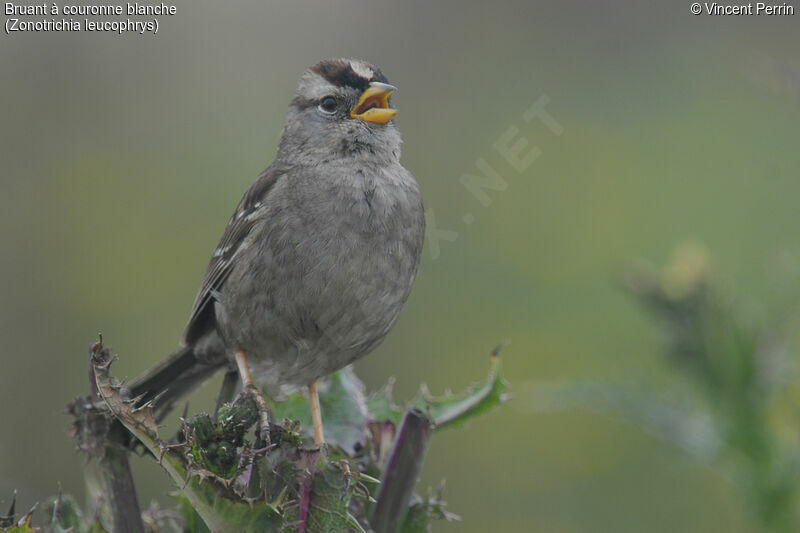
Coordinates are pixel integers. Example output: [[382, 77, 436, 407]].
[[125, 344, 226, 421]]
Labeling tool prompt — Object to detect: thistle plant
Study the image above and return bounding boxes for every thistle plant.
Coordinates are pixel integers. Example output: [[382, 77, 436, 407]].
[[527, 242, 800, 532], [2, 340, 507, 533]]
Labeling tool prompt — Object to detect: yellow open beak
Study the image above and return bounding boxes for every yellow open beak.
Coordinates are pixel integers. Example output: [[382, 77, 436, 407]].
[[350, 82, 398, 124]]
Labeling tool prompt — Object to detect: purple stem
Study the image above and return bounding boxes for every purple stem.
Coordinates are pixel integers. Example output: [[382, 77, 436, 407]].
[[297, 449, 319, 533]]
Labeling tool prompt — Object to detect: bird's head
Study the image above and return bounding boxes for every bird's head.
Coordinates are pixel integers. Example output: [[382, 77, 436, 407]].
[[278, 59, 402, 164]]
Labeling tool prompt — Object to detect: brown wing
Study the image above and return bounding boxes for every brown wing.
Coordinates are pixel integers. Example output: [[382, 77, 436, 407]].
[[182, 164, 284, 345]]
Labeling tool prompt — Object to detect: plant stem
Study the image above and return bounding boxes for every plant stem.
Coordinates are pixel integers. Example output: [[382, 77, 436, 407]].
[[99, 434, 146, 533], [88, 338, 146, 533], [371, 408, 434, 533]]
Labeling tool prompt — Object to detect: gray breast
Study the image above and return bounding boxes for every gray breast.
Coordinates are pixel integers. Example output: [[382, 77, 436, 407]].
[[214, 161, 424, 391]]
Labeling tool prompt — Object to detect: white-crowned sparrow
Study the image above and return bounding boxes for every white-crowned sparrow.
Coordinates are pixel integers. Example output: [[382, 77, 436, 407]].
[[126, 59, 425, 446]]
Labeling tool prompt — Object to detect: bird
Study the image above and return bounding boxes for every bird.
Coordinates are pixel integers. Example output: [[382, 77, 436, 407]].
[[125, 59, 425, 447]]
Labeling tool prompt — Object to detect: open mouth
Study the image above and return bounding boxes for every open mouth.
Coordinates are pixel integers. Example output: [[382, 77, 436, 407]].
[[350, 82, 398, 124]]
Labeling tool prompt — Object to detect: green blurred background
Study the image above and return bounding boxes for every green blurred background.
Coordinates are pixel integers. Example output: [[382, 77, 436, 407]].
[[2, 1, 800, 531]]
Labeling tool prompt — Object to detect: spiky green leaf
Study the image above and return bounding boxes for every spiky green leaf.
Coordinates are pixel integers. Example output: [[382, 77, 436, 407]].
[[368, 355, 510, 430]]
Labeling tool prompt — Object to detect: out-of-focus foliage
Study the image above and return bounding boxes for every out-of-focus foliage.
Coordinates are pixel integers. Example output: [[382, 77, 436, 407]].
[[0, 493, 37, 533], [527, 243, 800, 531], [0, 489, 108, 533]]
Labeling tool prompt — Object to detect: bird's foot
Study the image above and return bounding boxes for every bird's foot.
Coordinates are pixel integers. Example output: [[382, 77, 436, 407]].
[[235, 350, 271, 445], [243, 384, 271, 446], [308, 381, 325, 448]]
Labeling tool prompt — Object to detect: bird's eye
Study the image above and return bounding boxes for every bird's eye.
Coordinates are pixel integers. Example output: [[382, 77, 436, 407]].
[[318, 96, 338, 114]]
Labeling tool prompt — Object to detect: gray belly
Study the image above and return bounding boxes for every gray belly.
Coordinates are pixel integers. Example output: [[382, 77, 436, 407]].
[[213, 177, 423, 394]]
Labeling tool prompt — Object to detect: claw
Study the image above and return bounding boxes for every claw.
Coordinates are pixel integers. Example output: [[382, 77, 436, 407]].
[[243, 384, 271, 445]]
